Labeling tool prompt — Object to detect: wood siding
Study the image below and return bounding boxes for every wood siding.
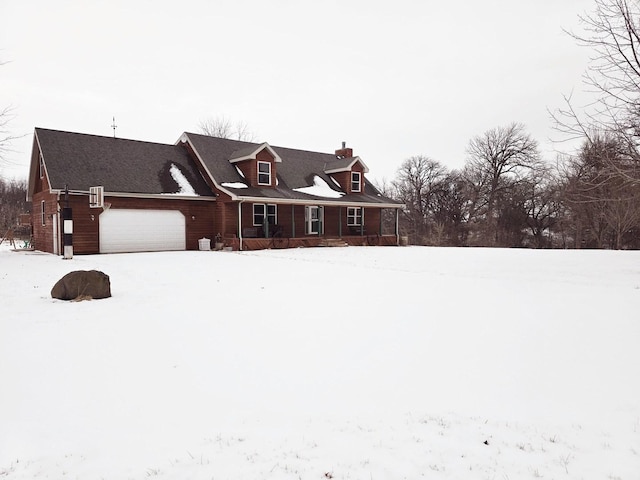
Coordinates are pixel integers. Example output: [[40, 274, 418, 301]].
[[32, 192, 215, 255]]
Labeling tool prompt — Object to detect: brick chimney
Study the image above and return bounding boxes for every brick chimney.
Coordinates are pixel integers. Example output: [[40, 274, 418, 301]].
[[335, 141, 353, 158]]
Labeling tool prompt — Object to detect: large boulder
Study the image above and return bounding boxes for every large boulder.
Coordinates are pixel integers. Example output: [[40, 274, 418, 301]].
[[51, 270, 111, 301]]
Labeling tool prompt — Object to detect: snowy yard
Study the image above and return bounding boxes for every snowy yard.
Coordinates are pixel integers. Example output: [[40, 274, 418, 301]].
[[1, 244, 639, 479]]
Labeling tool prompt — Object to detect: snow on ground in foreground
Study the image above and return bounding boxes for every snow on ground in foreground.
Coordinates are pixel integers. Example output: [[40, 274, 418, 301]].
[[0, 244, 639, 479]]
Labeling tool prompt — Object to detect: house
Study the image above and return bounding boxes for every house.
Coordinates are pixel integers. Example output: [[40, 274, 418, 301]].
[[27, 128, 403, 254]]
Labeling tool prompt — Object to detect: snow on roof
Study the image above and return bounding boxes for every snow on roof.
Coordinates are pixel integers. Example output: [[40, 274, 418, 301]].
[[168, 163, 198, 195], [293, 175, 344, 198], [221, 182, 248, 189]]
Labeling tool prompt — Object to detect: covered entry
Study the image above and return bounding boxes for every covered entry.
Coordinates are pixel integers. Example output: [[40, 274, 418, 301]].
[[99, 209, 186, 253]]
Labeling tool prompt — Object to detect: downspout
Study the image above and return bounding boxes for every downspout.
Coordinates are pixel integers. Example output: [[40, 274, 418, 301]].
[[56, 191, 61, 255], [238, 201, 243, 251]]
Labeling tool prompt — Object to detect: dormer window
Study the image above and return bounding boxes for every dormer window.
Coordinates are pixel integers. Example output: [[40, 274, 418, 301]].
[[351, 171, 361, 192], [258, 161, 271, 185]]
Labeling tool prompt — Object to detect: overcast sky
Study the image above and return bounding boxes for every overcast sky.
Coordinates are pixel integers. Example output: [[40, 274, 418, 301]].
[[1, 0, 595, 183]]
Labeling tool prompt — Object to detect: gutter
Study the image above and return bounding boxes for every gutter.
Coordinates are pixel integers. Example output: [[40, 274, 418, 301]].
[[49, 189, 217, 202], [235, 195, 403, 209]]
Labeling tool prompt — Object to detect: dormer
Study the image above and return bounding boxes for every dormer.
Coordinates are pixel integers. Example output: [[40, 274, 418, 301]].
[[229, 142, 282, 188], [325, 142, 369, 194]]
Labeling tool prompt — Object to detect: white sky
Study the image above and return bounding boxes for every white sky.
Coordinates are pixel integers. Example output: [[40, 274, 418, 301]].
[[1, 0, 595, 183]]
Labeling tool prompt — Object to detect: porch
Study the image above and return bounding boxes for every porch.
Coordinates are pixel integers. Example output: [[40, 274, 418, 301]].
[[233, 233, 398, 251]]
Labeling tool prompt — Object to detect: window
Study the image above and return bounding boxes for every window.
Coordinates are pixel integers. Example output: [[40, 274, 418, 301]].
[[41, 200, 46, 226], [351, 171, 361, 192], [258, 161, 271, 185], [347, 207, 363, 226], [39, 155, 45, 179], [253, 203, 277, 226], [89, 186, 104, 208], [305, 205, 323, 234]]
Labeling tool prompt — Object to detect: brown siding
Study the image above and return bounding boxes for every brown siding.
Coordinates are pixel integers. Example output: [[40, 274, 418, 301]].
[[34, 192, 216, 255], [31, 187, 58, 254]]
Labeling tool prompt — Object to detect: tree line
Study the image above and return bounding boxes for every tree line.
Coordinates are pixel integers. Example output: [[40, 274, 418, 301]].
[[384, 123, 640, 249], [0, 177, 29, 236], [386, 0, 640, 250]]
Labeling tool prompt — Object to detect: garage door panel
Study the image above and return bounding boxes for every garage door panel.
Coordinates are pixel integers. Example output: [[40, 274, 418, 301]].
[[100, 209, 186, 253]]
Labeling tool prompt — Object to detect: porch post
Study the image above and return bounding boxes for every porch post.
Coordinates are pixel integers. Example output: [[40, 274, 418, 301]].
[[379, 208, 383, 236], [360, 208, 364, 236], [395, 208, 400, 245], [291, 205, 295, 237], [338, 207, 342, 237], [238, 201, 243, 251]]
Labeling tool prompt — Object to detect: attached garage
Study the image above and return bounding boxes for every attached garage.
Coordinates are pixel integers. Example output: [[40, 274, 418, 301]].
[[99, 209, 186, 253]]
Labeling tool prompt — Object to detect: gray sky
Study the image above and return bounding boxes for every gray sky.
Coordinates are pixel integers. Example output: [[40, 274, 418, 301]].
[[1, 0, 595, 183]]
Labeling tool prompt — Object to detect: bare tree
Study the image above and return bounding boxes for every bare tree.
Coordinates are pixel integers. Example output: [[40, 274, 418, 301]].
[[553, 0, 640, 181], [0, 60, 21, 170], [0, 177, 29, 233], [198, 116, 255, 141], [522, 166, 561, 248], [464, 123, 541, 245], [391, 155, 447, 244], [561, 133, 640, 248]]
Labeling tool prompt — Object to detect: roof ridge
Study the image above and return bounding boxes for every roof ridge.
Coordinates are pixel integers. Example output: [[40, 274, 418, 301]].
[[35, 127, 177, 148]]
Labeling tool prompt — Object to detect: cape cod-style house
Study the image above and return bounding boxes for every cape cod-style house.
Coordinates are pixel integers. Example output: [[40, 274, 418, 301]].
[[27, 128, 403, 254]]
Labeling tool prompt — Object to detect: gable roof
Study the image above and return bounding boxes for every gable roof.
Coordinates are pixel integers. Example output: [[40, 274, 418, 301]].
[[30, 128, 214, 198], [229, 142, 282, 163], [180, 133, 401, 207], [324, 156, 369, 174]]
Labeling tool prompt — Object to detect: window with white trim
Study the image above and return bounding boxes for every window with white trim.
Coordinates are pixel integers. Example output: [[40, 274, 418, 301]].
[[305, 205, 323, 234], [41, 200, 46, 226], [253, 203, 277, 226], [39, 155, 45, 179], [347, 207, 363, 226], [257, 161, 271, 185], [351, 171, 361, 192], [89, 186, 104, 208]]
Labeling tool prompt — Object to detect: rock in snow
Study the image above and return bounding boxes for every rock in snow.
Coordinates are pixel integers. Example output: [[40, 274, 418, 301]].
[[51, 270, 111, 301]]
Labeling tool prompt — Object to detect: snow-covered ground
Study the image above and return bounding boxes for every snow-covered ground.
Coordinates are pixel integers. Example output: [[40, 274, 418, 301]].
[[1, 243, 639, 479]]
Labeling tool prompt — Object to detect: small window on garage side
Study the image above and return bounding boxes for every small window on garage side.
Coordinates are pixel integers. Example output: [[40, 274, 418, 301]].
[[89, 186, 104, 208], [41, 200, 46, 226]]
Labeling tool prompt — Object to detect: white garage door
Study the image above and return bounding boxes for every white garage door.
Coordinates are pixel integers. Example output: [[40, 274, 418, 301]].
[[99, 209, 186, 253]]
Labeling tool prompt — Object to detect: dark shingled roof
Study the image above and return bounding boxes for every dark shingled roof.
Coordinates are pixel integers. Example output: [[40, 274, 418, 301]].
[[36, 128, 213, 196], [183, 133, 401, 206]]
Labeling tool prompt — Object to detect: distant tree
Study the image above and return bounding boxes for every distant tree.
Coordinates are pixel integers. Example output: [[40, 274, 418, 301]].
[[391, 155, 448, 244], [0, 60, 20, 171], [431, 170, 470, 246], [198, 116, 255, 141], [464, 123, 541, 245], [561, 133, 640, 249], [522, 166, 561, 248], [0, 178, 29, 234]]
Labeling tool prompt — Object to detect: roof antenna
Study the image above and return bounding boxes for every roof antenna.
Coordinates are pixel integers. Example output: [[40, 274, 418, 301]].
[[111, 116, 117, 138]]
